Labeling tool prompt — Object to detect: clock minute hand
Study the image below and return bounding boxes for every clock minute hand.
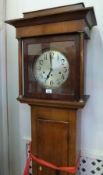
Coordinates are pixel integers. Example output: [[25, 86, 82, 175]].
[[45, 52, 53, 81], [50, 51, 53, 70]]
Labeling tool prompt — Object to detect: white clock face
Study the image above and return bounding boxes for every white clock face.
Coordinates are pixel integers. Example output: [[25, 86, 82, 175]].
[[34, 50, 69, 89]]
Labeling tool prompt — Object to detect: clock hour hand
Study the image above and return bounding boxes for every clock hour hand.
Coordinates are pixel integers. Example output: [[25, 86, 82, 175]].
[[45, 68, 52, 81]]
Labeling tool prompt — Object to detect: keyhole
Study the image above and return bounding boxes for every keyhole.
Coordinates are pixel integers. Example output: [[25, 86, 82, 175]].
[[39, 166, 43, 171]]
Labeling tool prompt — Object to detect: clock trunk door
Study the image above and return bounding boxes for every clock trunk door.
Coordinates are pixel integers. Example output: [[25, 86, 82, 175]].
[[36, 119, 69, 175]]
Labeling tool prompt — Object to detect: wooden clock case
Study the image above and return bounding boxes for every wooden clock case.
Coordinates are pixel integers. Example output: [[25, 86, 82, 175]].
[[6, 3, 97, 175]]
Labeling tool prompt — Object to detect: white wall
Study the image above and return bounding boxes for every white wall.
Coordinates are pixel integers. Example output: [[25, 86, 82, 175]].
[[0, 0, 9, 174], [0, 41, 3, 175], [5, 0, 103, 175], [0, 2, 3, 174]]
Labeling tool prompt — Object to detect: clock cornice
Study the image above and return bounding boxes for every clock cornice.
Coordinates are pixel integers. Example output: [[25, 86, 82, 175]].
[[5, 4, 97, 39]]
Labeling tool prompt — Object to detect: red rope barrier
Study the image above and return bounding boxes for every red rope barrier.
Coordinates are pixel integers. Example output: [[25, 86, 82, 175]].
[[23, 142, 80, 175], [31, 154, 76, 173]]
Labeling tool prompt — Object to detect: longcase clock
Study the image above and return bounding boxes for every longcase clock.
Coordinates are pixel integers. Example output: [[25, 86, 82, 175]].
[[6, 3, 97, 175]]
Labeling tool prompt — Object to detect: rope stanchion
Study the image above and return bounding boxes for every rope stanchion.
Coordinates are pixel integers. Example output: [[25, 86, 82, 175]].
[[23, 142, 80, 175]]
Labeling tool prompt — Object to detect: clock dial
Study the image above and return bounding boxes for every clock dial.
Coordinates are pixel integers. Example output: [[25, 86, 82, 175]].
[[34, 50, 69, 89]]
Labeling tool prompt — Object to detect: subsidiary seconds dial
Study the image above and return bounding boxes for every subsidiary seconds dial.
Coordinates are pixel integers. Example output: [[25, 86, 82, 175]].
[[34, 50, 69, 89]]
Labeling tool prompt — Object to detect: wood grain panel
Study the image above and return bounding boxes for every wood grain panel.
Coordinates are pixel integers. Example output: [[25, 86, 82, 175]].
[[16, 20, 86, 38], [31, 106, 77, 175], [79, 33, 85, 101], [37, 119, 69, 175], [23, 3, 85, 18]]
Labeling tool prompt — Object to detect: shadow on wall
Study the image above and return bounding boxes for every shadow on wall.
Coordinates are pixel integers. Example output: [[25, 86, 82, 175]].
[[78, 26, 103, 160]]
